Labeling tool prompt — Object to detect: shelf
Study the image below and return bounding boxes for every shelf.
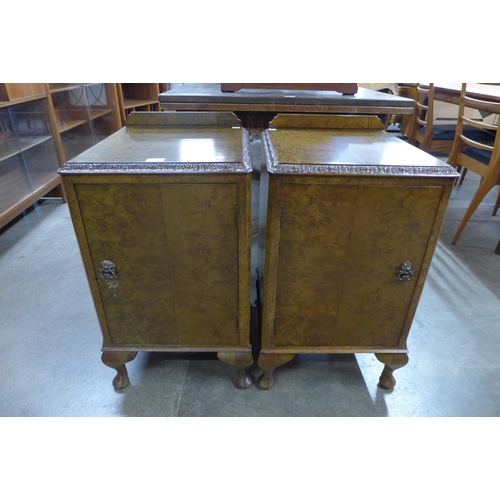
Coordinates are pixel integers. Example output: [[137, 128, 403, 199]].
[[49, 84, 81, 93], [0, 94, 47, 108], [90, 108, 112, 120], [0, 172, 61, 227], [0, 83, 46, 102], [1, 138, 22, 162], [0, 167, 31, 213], [57, 118, 88, 134], [123, 98, 159, 110], [0, 136, 52, 162]]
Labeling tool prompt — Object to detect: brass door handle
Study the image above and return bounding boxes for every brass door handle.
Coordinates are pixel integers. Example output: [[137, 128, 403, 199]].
[[99, 260, 117, 280], [398, 261, 415, 281]]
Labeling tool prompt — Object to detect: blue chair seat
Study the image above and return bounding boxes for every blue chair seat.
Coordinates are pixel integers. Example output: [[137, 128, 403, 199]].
[[462, 146, 492, 164], [419, 123, 496, 141]]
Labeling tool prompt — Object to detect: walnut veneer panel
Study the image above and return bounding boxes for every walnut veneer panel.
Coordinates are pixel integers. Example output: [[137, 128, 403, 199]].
[[76, 182, 240, 347], [273, 183, 442, 348]]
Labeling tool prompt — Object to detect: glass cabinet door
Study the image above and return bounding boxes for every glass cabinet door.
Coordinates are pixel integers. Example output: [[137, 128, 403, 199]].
[[86, 84, 120, 143], [8, 99, 60, 192], [0, 107, 32, 214], [49, 84, 95, 160]]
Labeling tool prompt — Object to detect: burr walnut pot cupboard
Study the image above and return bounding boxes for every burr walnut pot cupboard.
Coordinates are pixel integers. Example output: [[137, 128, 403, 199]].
[[256, 120, 458, 389], [59, 112, 458, 391], [59, 113, 253, 389]]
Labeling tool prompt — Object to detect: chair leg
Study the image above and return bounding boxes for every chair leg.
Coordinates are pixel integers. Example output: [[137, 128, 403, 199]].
[[452, 176, 497, 245], [459, 168, 468, 186], [493, 188, 500, 216]]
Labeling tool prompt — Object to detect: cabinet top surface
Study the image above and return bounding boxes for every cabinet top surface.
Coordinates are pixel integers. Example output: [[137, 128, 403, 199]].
[[60, 126, 252, 174], [263, 129, 459, 177]]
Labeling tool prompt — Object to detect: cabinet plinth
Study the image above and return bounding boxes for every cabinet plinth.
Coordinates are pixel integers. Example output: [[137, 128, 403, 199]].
[[59, 113, 253, 389], [257, 127, 459, 389]]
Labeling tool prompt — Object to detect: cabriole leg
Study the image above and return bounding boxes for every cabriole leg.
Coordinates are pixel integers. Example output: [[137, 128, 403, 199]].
[[217, 352, 254, 389], [257, 352, 295, 390], [375, 353, 409, 389], [101, 351, 138, 390]]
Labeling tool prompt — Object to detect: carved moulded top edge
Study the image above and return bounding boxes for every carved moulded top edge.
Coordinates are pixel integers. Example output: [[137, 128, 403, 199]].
[[58, 162, 252, 174], [260, 130, 459, 177], [267, 163, 459, 177]]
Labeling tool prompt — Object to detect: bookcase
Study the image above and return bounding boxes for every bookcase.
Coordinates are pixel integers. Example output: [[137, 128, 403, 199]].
[[116, 84, 167, 126], [48, 83, 122, 162], [0, 88, 61, 227], [0, 83, 125, 229]]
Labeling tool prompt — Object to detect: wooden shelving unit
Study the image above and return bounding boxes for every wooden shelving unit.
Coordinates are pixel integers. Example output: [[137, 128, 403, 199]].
[[47, 83, 121, 162], [116, 84, 166, 126], [1, 82, 165, 229], [0, 89, 62, 228]]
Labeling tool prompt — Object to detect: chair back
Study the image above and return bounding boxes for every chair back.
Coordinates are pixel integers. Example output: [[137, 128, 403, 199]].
[[408, 83, 434, 150], [407, 83, 458, 153], [448, 83, 500, 245], [449, 83, 500, 177]]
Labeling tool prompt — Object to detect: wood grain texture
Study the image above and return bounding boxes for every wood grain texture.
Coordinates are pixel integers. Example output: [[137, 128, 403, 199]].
[[271, 183, 443, 348], [75, 182, 243, 347], [0, 83, 46, 101]]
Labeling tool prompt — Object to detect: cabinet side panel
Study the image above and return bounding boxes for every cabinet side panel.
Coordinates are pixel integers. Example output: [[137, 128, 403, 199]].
[[161, 183, 241, 346]]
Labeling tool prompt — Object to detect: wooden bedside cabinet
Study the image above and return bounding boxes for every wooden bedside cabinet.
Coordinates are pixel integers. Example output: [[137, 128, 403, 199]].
[[59, 112, 254, 389], [257, 120, 459, 390]]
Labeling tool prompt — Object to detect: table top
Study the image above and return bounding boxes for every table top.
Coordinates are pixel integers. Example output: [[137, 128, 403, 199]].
[[401, 83, 500, 104], [159, 84, 415, 115]]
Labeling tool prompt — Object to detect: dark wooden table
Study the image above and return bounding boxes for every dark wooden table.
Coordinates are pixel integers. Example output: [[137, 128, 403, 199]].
[[159, 84, 415, 129]]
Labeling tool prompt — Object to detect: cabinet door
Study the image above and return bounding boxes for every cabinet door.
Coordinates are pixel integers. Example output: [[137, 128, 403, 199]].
[[272, 183, 443, 348], [0, 108, 32, 214], [86, 84, 120, 143], [76, 182, 241, 347], [8, 99, 60, 191], [49, 84, 94, 161]]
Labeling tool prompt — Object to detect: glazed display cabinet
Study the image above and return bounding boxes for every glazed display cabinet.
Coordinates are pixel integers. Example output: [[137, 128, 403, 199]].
[[48, 83, 121, 161], [0, 93, 61, 227], [1, 83, 127, 229]]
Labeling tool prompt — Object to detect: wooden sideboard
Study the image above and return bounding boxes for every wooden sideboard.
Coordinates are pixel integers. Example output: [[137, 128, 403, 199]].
[[256, 116, 459, 389], [59, 112, 254, 389]]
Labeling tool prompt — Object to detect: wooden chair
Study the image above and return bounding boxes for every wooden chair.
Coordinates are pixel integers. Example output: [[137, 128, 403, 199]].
[[447, 83, 500, 245], [407, 83, 457, 153], [407, 83, 495, 156]]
